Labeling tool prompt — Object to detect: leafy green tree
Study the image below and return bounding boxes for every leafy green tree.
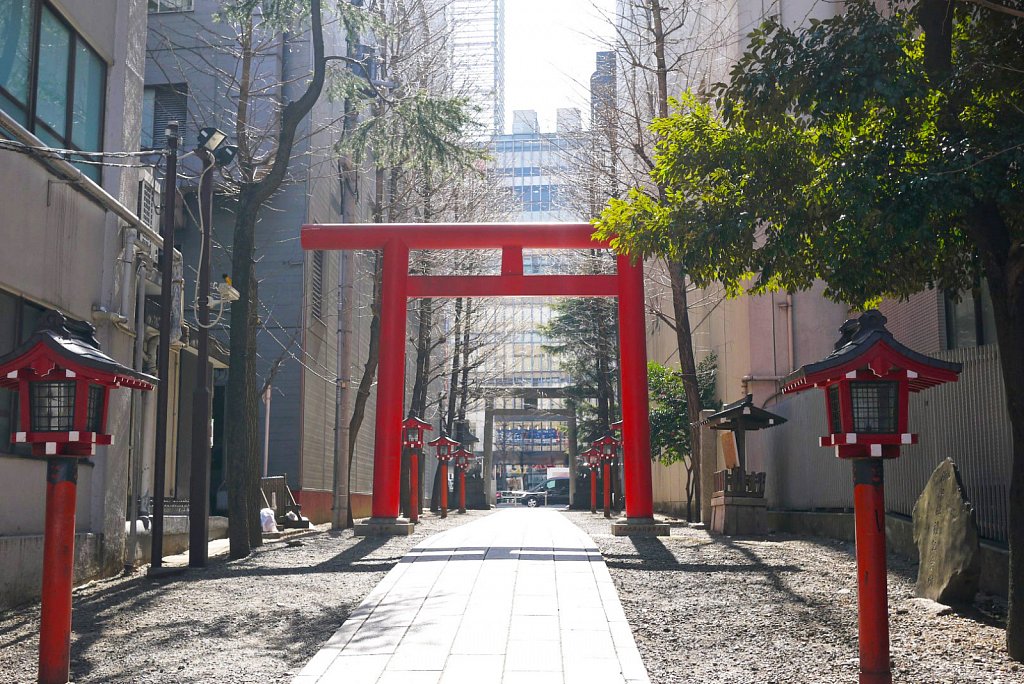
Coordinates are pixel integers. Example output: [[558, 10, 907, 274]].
[[648, 355, 718, 520], [596, 0, 1024, 657], [541, 296, 619, 442]]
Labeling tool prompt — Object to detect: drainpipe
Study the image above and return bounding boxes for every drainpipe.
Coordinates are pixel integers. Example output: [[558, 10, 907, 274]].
[[778, 294, 795, 372], [125, 256, 149, 570]]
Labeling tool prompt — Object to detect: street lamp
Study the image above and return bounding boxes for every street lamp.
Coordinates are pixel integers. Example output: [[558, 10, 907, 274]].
[[428, 433, 459, 518], [401, 415, 431, 523], [453, 446, 475, 514], [593, 434, 619, 518], [189, 126, 236, 568], [0, 312, 155, 684], [782, 311, 961, 684], [581, 447, 601, 514]]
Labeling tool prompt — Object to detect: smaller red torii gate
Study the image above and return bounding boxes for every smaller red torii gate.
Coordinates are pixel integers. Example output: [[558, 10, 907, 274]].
[[301, 222, 666, 535]]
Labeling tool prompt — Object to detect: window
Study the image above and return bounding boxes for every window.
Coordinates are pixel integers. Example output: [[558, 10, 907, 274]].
[[0, 1, 107, 182], [148, 0, 194, 12], [0, 291, 48, 455], [310, 250, 325, 321], [945, 279, 997, 349], [141, 84, 187, 149]]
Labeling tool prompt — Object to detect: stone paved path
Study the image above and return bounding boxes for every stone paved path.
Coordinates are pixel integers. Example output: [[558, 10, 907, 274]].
[[293, 509, 650, 684]]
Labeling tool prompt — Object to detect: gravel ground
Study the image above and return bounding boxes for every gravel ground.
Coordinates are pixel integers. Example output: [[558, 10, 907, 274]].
[[0, 510, 490, 684], [566, 511, 1019, 684]]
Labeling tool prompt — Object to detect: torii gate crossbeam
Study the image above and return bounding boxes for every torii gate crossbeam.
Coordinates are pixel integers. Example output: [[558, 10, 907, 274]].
[[301, 222, 665, 535]]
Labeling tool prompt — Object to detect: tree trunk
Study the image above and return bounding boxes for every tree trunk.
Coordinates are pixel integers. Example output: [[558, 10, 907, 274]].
[[668, 260, 703, 522], [346, 251, 383, 526], [222, 0, 328, 557], [446, 298, 464, 434], [226, 196, 261, 558], [969, 205, 1024, 659]]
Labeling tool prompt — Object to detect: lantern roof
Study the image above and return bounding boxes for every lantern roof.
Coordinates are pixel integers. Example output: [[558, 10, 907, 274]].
[[610, 419, 623, 432], [700, 394, 786, 432], [428, 433, 460, 448], [402, 415, 432, 431], [453, 446, 474, 457], [0, 312, 156, 390], [782, 310, 961, 395], [592, 434, 619, 447]]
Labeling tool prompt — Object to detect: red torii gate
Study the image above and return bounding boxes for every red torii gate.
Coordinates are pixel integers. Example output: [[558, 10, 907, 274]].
[[301, 222, 667, 535]]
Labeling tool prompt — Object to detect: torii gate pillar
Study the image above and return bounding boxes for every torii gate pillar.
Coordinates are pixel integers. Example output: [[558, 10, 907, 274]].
[[301, 223, 668, 536]]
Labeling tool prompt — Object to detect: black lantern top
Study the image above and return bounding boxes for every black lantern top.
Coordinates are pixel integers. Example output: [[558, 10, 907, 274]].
[[782, 311, 961, 394], [700, 394, 787, 432]]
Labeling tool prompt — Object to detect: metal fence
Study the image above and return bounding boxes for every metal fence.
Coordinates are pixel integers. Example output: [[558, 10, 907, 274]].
[[756, 344, 1011, 544]]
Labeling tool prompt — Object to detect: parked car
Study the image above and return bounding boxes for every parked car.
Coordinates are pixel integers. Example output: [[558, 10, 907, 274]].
[[519, 477, 570, 507]]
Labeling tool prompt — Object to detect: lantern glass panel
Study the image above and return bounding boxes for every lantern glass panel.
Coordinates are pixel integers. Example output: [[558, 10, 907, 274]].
[[849, 381, 899, 434], [30, 381, 75, 432], [86, 384, 104, 433], [827, 384, 842, 433]]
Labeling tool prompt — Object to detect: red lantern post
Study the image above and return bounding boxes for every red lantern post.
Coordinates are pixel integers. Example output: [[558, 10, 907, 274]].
[[401, 416, 432, 524], [453, 447, 475, 514], [0, 313, 155, 684], [783, 311, 960, 684], [582, 448, 601, 514], [428, 434, 459, 519], [594, 434, 620, 519]]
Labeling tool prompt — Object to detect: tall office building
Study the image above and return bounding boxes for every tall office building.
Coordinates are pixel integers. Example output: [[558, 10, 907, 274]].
[[447, 0, 505, 134]]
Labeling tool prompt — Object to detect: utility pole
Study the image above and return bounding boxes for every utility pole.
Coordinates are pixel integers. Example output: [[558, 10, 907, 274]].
[[149, 121, 178, 574], [189, 148, 214, 568]]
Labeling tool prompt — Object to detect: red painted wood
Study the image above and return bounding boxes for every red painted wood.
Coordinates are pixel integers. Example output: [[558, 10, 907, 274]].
[[501, 246, 523, 275], [458, 470, 466, 514], [301, 222, 609, 250], [38, 458, 77, 684], [603, 461, 611, 518], [853, 460, 892, 684], [408, 274, 619, 298], [616, 254, 654, 519], [590, 469, 597, 513], [410, 452, 419, 523], [440, 462, 448, 519], [372, 242, 409, 520]]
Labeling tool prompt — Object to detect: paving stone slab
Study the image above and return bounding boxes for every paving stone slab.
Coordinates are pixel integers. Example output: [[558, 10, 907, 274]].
[[293, 509, 650, 684]]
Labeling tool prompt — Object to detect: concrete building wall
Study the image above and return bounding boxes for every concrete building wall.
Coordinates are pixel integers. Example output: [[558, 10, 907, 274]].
[[0, 0, 150, 607]]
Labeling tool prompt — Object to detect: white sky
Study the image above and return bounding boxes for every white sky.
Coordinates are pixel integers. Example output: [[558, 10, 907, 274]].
[[504, 0, 616, 134]]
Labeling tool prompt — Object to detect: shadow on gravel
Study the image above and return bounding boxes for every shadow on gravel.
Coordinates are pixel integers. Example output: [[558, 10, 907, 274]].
[[603, 535, 802, 577], [66, 534, 398, 680]]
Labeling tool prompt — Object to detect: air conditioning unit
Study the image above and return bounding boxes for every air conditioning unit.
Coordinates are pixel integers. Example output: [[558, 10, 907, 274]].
[[137, 168, 160, 231]]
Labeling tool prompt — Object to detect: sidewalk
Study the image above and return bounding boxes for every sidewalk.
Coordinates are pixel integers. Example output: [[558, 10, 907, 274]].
[[293, 509, 650, 684]]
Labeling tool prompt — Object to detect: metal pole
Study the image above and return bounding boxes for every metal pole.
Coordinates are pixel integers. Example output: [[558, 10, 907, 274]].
[[852, 458, 892, 684], [616, 254, 654, 520], [263, 385, 272, 477], [371, 240, 409, 520], [150, 121, 179, 571], [38, 457, 78, 684], [189, 149, 214, 568]]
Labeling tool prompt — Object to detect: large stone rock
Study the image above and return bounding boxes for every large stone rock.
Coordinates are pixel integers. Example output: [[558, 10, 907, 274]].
[[912, 458, 980, 604]]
